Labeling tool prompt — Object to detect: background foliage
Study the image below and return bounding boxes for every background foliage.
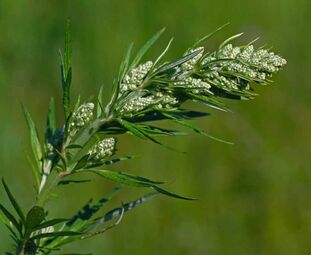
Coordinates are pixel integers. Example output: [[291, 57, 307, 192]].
[[0, 0, 310, 254]]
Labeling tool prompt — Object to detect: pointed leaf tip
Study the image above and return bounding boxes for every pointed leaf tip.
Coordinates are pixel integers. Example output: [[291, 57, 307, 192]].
[[2, 178, 25, 224]]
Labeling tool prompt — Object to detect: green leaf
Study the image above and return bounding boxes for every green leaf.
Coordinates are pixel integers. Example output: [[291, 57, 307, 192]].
[[96, 86, 104, 118], [62, 67, 72, 119], [105, 44, 134, 117], [2, 178, 25, 224], [84, 169, 195, 200], [103, 155, 136, 165], [25, 206, 45, 232], [26, 153, 40, 190], [22, 105, 43, 169], [154, 48, 203, 74], [66, 144, 83, 150], [64, 19, 72, 77], [187, 93, 228, 112], [0, 209, 10, 226], [30, 231, 82, 241], [32, 218, 68, 232], [118, 43, 134, 83], [192, 22, 230, 48], [86, 156, 136, 169], [219, 32, 244, 49], [139, 125, 186, 137], [118, 119, 161, 144], [154, 38, 174, 67], [130, 28, 165, 69], [152, 186, 197, 200], [58, 179, 92, 185], [88, 192, 158, 227], [72, 154, 90, 172], [45, 188, 122, 249], [60, 19, 72, 119], [130, 110, 209, 122], [46, 97, 56, 141], [84, 169, 164, 187], [162, 113, 233, 144], [0, 203, 20, 232], [66, 187, 121, 229]]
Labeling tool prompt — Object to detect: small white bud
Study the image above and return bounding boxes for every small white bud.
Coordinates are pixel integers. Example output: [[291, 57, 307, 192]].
[[88, 138, 117, 160]]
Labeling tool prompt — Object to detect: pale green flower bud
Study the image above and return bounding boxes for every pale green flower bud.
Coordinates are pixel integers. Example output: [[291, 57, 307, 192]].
[[69, 103, 94, 136], [181, 47, 204, 71], [120, 61, 153, 93], [88, 138, 117, 161]]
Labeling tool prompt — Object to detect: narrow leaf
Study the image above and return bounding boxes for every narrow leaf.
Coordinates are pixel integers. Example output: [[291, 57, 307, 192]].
[[0, 204, 20, 232], [58, 179, 92, 185], [131, 28, 166, 68], [66, 187, 121, 228], [84, 169, 194, 200], [46, 97, 56, 141], [192, 22, 230, 48], [2, 178, 25, 224], [152, 186, 197, 200], [89, 192, 158, 227], [96, 86, 104, 118], [163, 113, 233, 144], [155, 49, 203, 74], [30, 231, 82, 241], [83, 169, 164, 187], [118, 42, 134, 83], [154, 38, 174, 67], [219, 32, 244, 49], [32, 218, 68, 232], [22, 105, 43, 169]]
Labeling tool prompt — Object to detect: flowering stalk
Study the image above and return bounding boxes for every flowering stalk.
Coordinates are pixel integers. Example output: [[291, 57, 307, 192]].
[[0, 23, 286, 254]]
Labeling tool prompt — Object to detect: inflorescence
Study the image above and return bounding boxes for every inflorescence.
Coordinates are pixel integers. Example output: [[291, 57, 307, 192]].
[[88, 137, 117, 161], [69, 102, 94, 136], [6, 28, 286, 255], [113, 41, 286, 117]]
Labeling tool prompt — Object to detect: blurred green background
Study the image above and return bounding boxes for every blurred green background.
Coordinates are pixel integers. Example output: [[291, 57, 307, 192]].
[[0, 0, 310, 254]]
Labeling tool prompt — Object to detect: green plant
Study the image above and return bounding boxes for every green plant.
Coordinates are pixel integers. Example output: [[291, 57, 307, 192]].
[[0, 22, 286, 254]]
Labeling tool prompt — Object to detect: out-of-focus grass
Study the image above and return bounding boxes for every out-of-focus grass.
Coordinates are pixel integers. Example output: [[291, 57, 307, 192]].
[[0, 0, 310, 254]]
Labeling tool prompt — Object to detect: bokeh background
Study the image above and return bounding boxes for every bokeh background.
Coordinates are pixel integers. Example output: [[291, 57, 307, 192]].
[[0, 0, 310, 254]]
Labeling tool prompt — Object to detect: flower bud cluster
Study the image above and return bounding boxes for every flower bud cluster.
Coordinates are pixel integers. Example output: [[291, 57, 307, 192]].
[[205, 71, 240, 90], [119, 94, 158, 115], [69, 103, 94, 136], [181, 47, 204, 71], [154, 92, 179, 109], [88, 138, 117, 160], [120, 61, 153, 93], [217, 44, 287, 78], [175, 77, 212, 94]]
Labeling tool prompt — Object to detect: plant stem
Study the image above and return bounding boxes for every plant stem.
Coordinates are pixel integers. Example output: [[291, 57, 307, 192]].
[[36, 170, 61, 207], [35, 117, 111, 207]]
